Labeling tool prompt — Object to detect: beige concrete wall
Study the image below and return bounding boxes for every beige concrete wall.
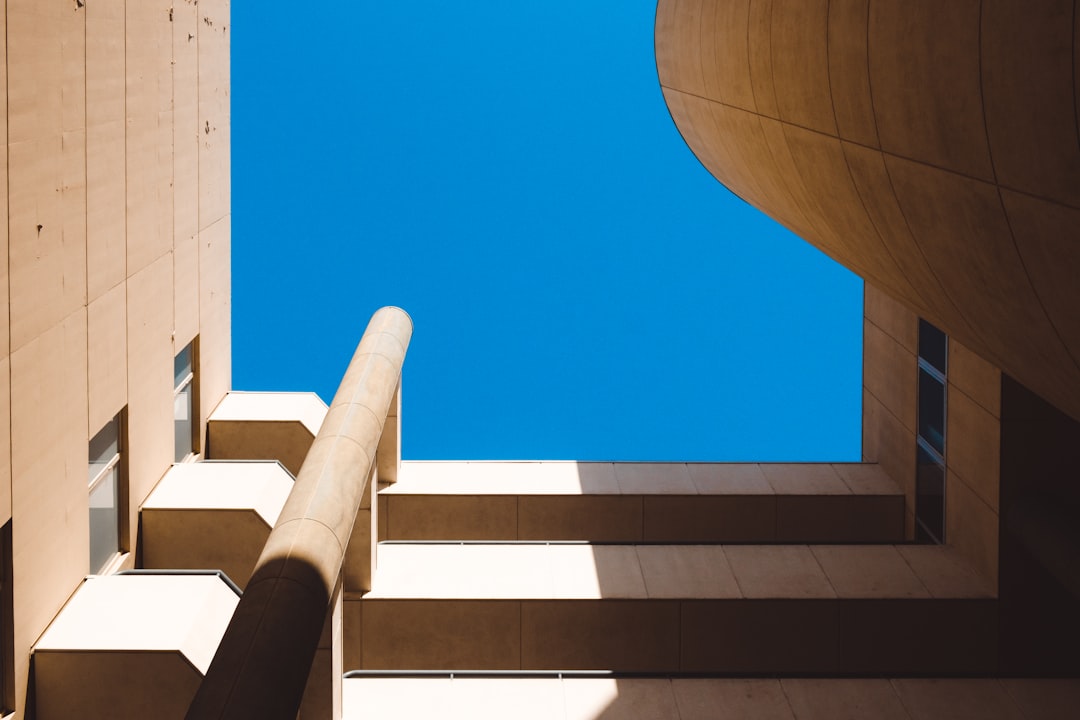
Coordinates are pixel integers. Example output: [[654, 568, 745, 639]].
[[862, 285, 917, 538], [945, 341, 1001, 587], [0, 1, 231, 716], [862, 285, 1002, 585], [656, 0, 1080, 424]]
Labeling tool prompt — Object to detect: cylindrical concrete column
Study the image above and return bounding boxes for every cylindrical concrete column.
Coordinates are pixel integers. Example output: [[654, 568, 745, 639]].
[[186, 307, 412, 720]]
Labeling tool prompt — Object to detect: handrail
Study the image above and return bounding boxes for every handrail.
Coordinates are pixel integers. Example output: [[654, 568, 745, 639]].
[[185, 306, 413, 720]]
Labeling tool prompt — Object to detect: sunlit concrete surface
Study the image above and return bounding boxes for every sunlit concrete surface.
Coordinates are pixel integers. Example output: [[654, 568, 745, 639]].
[[33, 575, 239, 720], [207, 391, 328, 475], [382, 461, 904, 542], [342, 676, 1080, 719], [352, 543, 995, 674], [209, 391, 327, 435], [141, 461, 294, 589], [393, 461, 900, 495], [365, 543, 991, 600]]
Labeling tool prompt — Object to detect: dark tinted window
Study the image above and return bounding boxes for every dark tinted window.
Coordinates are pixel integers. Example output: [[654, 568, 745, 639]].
[[918, 368, 946, 455], [915, 442, 945, 543], [919, 319, 947, 375]]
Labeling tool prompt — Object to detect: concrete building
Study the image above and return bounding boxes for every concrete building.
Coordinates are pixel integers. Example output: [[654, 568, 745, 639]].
[[0, 1, 1076, 719], [655, 0, 1080, 680], [0, 0, 230, 717]]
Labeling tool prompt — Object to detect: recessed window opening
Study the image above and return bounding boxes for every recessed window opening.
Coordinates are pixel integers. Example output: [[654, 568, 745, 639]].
[[174, 342, 197, 462], [915, 320, 947, 544], [89, 415, 123, 573]]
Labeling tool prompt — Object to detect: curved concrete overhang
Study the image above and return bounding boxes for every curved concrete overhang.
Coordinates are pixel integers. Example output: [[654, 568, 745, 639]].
[[655, 0, 1080, 420]]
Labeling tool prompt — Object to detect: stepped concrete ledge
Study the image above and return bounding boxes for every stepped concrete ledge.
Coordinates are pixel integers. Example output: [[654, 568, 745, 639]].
[[207, 391, 328, 475], [33, 575, 239, 720], [342, 676, 1080, 720], [141, 460, 294, 589], [380, 461, 903, 542], [348, 543, 995, 674]]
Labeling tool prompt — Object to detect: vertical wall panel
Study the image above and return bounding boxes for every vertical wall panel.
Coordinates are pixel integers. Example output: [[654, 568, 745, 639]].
[[156, 0, 174, 260], [87, 281, 128, 433], [0, 0, 8, 361], [7, 1, 70, 352], [126, 0, 167, 275], [746, 0, 780, 118], [981, 0, 1079, 208], [827, 0, 878, 147], [704, 0, 755, 110], [199, 216, 231, 422], [656, 0, 706, 97], [868, 0, 993, 181], [198, 0, 230, 231], [197, 0, 230, 440], [10, 310, 88, 717], [86, 0, 126, 302], [174, 232, 200, 349], [863, 285, 919, 538], [126, 255, 175, 541], [174, 0, 201, 346], [946, 470, 999, 587], [61, 0, 87, 319], [87, 0, 127, 302], [770, 0, 835, 135]]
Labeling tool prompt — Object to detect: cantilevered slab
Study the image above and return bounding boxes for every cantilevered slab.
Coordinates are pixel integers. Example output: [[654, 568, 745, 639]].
[[207, 391, 327, 475], [381, 461, 904, 543], [142, 460, 293, 589], [34, 575, 239, 720], [342, 677, 1080, 720], [354, 542, 995, 674]]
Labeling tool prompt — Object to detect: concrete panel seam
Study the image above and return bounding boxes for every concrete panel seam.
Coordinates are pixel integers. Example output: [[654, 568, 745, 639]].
[[995, 187, 1080, 377], [270, 516, 346, 560], [864, 316, 917, 360], [948, 468, 999, 519], [976, 1, 1080, 378], [946, 379, 999, 420], [661, 84, 1080, 213], [873, 154, 993, 358], [863, 384, 915, 435], [894, 546, 935, 599], [824, 0, 841, 143], [763, 0, 782, 117]]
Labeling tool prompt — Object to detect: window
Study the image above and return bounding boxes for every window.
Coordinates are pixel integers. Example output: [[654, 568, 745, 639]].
[[89, 415, 123, 573], [915, 320, 947, 543], [174, 342, 197, 462]]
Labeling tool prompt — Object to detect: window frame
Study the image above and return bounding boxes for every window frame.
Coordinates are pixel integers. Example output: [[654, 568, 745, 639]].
[[88, 413, 127, 575], [173, 340, 200, 463], [915, 319, 948, 544]]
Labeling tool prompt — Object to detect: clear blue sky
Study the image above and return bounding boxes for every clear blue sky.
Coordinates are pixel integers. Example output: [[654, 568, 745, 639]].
[[231, 2, 863, 461]]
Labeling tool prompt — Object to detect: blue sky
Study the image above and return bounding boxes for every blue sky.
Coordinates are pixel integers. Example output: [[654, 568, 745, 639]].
[[231, 2, 863, 461]]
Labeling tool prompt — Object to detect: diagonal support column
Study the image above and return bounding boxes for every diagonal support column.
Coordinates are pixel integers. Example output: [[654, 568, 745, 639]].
[[186, 306, 412, 720]]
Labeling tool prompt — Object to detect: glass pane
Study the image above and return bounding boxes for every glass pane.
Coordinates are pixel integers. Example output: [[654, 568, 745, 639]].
[[915, 444, 945, 544], [918, 368, 946, 455], [89, 467, 119, 572], [919, 319, 947, 375], [174, 384, 193, 462], [89, 417, 119, 484], [174, 344, 193, 388]]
